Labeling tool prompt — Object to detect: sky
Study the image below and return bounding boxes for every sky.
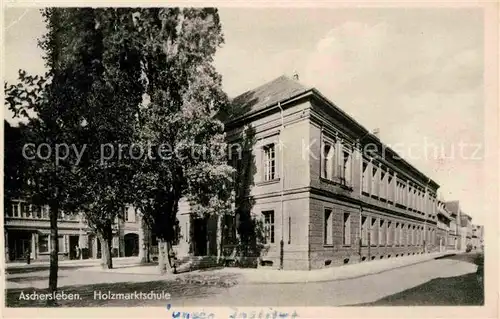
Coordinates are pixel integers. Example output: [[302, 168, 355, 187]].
[[3, 7, 486, 224]]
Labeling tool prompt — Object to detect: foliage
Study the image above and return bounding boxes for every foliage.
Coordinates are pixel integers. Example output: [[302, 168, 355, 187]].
[[130, 8, 234, 250]]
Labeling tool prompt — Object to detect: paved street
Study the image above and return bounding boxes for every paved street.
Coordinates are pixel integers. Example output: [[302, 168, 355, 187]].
[[189, 253, 482, 307], [5, 253, 482, 307]]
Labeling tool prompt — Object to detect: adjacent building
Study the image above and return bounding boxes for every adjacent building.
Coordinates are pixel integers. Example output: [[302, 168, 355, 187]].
[[4, 200, 141, 262]]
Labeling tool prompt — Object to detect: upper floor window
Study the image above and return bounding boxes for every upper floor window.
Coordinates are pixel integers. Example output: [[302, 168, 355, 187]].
[[322, 142, 334, 180], [263, 210, 275, 244], [342, 149, 352, 185], [21, 202, 30, 218], [263, 144, 276, 181], [362, 161, 369, 193], [125, 206, 136, 223], [380, 170, 386, 199], [11, 202, 20, 217], [371, 166, 378, 196]]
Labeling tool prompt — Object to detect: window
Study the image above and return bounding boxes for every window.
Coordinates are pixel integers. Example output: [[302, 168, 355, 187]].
[[125, 206, 136, 223], [324, 209, 333, 245], [361, 215, 368, 246], [387, 221, 392, 245], [406, 224, 411, 245], [33, 206, 42, 218], [379, 219, 385, 246], [362, 161, 369, 193], [263, 144, 276, 181], [11, 202, 19, 217], [58, 235, 65, 253], [41, 206, 49, 219], [380, 170, 386, 199], [412, 225, 416, 245], [395, 223, 400, 245], [371, 166, 378, 196], [39, 235, 49, 253], [370, 218, 377, 246], [343, 212, 351, 245], [399, 224, 405, 246], [387, 174, 393, 202], [342, 149, 352, 185], [263, 210, 275, 244], [21, 203, 29, 218], [322, 143, 334, 180]]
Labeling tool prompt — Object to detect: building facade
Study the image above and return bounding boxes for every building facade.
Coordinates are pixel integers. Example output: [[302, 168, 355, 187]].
[[472, 224, 484, 250], [436, 200, 451, 252], [170, 75, 445, 270], [4, 200, 141, 263]]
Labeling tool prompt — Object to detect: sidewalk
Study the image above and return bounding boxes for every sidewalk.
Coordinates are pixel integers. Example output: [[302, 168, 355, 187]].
[[221, 251, 459, 284], [5, 256, 141, 269], [80, 251, 459, 284]]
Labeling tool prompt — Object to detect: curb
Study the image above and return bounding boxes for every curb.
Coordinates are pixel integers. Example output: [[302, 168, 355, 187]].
[[237, 253, 456, 285]]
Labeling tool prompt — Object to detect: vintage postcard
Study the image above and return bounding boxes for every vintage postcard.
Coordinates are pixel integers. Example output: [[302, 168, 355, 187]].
[[1, 1, 498, 318]]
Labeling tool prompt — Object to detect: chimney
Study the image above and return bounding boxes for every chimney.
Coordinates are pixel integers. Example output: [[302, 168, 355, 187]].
[[372, 128, 380, 138], [292, 71, 299, 81]]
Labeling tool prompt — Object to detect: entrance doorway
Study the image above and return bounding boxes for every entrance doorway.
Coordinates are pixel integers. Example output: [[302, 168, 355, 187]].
[[124, 233, 139, 257], [69, 235, 79, 260], [192, 217, 207, 256]]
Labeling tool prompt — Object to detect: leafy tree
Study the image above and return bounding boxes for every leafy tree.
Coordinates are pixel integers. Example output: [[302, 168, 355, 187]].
[[4, 8, 89, 298], [62, 8, 144, 269], [131, 8, 234, 273]]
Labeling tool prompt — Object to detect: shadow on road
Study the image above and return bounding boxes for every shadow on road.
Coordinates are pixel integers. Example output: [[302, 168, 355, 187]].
[[351, 272, 483, 306]]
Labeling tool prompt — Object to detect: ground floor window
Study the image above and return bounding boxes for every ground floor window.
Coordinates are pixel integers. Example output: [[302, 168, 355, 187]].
[[58, 235, 65, 253], [361, 215, 368, 246], [39, 235, 49, 253], [379, 219, 385, 246], [370, 217, 377, 246], [386, 221, 392, 245], [324, 209, 333, 245], [263, 210, 275, 244], [343, 212, 351, 245]]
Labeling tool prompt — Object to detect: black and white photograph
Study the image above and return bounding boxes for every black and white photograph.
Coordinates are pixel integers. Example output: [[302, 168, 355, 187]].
[[2, 2, 497, 317]]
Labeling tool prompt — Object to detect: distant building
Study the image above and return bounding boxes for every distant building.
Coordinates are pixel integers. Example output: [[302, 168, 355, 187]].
[[472, 224, 484, 250], [436, 200, 451, 252], [4, 200, 141, 262]]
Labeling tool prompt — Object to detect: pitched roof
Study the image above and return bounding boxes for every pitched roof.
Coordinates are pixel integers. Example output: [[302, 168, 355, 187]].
[[226, 75, 310, 121]]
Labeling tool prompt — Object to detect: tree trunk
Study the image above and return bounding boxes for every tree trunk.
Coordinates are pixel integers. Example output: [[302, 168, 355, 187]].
[[216, 215, 222, 263], [99, 224, 113, 269], [47, 204, 59, 306], [165, 240, 174, 273], [158, 240, 174, 274], [158, 239, 165, 274]]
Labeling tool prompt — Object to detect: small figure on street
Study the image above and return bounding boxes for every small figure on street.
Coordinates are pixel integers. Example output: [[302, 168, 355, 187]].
[[25, 248, 31, 265], [75, 244, 80, 260]]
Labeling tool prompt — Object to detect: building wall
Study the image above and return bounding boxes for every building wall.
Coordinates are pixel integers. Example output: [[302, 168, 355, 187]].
[[5, 200, 140, 262]]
